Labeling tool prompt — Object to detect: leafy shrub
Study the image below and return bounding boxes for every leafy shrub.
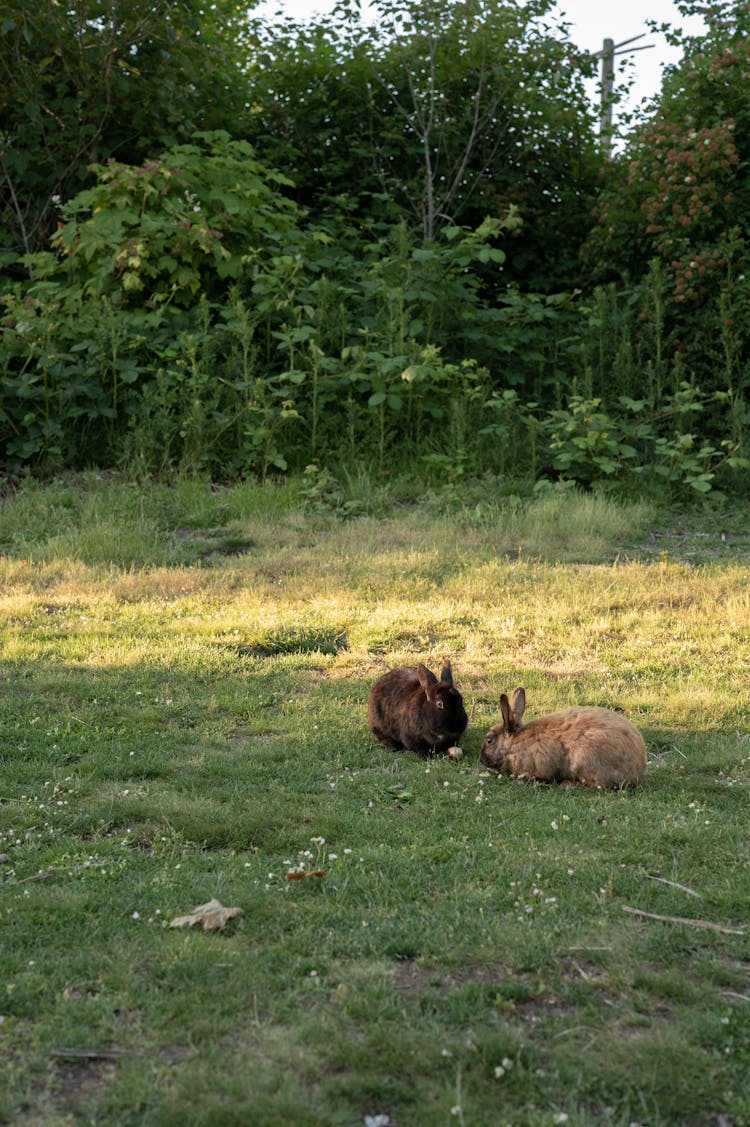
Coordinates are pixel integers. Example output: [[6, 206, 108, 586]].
[[52, 131, 298, 307], [0, 134, 300, 472], [537, 385, 748, 497]]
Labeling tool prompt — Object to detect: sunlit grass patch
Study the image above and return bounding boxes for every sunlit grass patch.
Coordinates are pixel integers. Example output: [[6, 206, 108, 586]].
[[431, 484, 657, 562], [240, 623, 349, 657]]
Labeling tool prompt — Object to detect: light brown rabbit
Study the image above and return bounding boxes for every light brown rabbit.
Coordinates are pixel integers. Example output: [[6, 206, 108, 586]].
[[480, 687, 646, 788]]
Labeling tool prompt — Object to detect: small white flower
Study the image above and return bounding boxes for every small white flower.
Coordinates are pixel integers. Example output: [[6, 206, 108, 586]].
[[132, 911, 140, 920], [551, 820, 559, 830]]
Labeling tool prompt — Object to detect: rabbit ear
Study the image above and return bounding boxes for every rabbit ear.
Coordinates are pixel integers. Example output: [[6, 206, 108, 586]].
[[417, 664, 438, 694], [440, 660, 453, 686], [500, 693, 513, 732], [509, 687, 526, 725], [500, 688, 526, 732]]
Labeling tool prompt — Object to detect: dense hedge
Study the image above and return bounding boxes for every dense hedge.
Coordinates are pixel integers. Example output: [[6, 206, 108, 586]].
[[1, 0, 749, 496]]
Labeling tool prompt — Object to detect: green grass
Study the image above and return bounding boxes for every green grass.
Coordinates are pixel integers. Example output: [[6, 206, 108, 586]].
[[1, 474, 749, 1125]]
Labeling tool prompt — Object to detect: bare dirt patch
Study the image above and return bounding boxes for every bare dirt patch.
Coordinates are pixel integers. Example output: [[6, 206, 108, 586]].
[[50, 1053, 119, 1116], [391, 960, 517, 999]]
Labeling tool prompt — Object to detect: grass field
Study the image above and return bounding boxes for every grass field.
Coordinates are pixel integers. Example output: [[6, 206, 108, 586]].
[[1, 474, 748, 1126]]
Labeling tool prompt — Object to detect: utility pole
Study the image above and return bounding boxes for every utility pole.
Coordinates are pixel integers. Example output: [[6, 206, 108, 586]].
[[594, 33, 655, 155], [599, 38, 615, 141]]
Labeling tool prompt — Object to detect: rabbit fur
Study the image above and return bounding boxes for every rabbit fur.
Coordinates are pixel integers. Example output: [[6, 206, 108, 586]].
[[368, 660, 468, 757], [480, 687, 646, 788]]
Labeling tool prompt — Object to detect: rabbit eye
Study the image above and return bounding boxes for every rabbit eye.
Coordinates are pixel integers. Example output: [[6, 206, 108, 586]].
[[485, 732, 496, 744], [436, 698, 445, 709]]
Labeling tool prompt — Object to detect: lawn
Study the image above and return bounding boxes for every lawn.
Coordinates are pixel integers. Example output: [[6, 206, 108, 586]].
[[0, 475, 748, 1126]]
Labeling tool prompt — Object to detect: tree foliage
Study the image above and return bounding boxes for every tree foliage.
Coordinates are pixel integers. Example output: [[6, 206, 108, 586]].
[[245, 0, 601, 289], [583, 0, 750, 397], [0, 0, 252, 265]]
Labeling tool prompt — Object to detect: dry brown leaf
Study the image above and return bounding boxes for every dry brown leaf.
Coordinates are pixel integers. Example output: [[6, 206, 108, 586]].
[[169, 898, 244, 932], [286, 869, 325, 882]]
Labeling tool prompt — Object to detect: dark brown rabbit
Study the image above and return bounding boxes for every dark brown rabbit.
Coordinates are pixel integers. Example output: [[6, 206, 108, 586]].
[[480, 687, 646, 788], [367, 661, 468, 757]]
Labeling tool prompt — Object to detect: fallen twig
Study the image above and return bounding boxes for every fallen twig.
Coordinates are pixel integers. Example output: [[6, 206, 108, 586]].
[[50, 1048, 131, 1060], [646, 874, 701, 898], [622, 905, 743, 936], [17, 869, 57, 884], [552, 1025, 586, 1039]]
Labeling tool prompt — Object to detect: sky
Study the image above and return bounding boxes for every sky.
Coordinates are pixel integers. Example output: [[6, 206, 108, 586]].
[[254, 0, 709, 130], [553, 0, 707, 119]]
